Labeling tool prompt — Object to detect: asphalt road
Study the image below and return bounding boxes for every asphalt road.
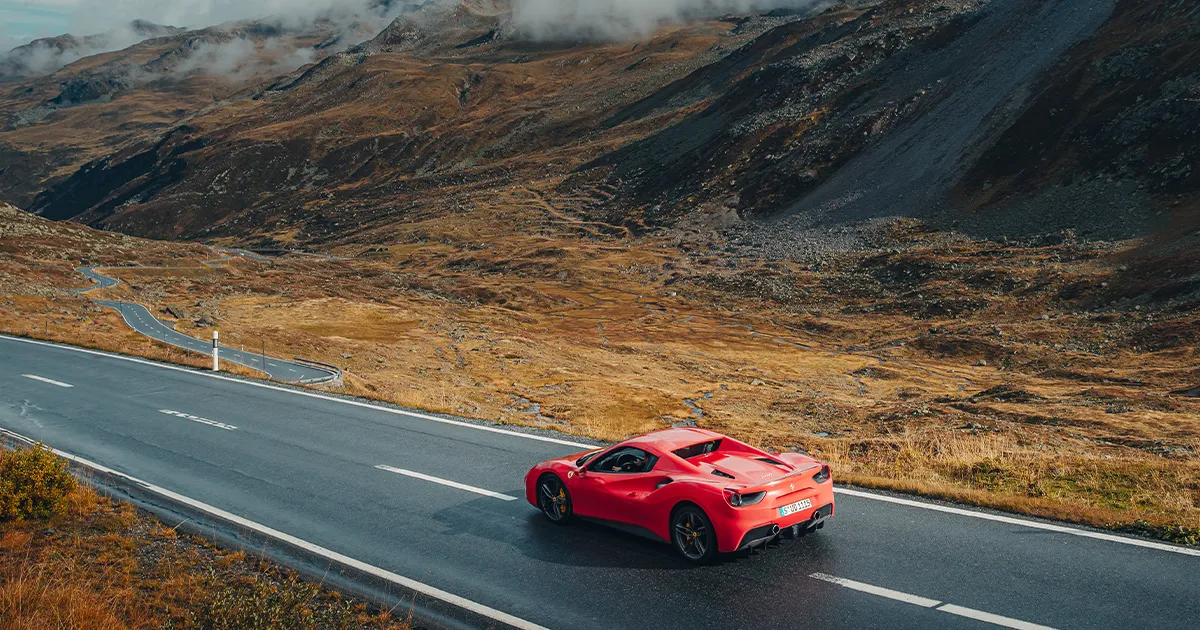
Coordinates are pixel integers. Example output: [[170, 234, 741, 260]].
[[74, 267, 336, 384], [1, 335, 1197, 630]]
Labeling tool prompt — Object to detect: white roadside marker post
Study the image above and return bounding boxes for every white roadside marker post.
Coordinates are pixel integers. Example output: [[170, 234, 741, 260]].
[[212, 330, 220, 372]]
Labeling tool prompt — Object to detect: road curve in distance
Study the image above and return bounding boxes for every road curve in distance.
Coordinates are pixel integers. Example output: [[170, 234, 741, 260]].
[[73, 267, 336, 384]]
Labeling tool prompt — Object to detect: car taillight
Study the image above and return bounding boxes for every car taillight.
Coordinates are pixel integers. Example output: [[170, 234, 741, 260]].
[[813, 465, 831, 484], [724, 490, 766, 507]]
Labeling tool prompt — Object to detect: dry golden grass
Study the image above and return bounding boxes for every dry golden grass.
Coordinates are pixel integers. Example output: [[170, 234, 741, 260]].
[[811, 432, 1198, 540], [0, 484, 411, 630], [0, 300, 213, 372], [2, 203, 1198, 544]]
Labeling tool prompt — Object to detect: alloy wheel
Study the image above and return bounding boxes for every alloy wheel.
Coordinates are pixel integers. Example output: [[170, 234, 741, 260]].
[[673, 508, 713, 562], [538, 475, 572, 524]]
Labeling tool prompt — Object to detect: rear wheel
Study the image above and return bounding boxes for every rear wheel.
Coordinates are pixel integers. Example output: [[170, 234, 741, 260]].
[[537, 474, 574, 524], [671, 505, 718, 564]]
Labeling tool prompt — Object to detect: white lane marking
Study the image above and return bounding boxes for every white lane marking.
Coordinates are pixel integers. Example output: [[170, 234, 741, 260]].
[[11, 335, 1196, 558], [937, 604, 1057, 630], [22, 374, 74, 388], [809, 573, 940, 607], [810, 574, 1058, 630], [376, 465, 519, 501], [834, 487, 1200, 557], [159, 409, 237, 431], [0, 334, 593, 449], [0, 429, 548, 630]]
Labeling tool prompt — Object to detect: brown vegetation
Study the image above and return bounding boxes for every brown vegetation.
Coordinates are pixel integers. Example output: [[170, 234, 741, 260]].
[[0, 445, 410, 630], [4, 203, 1196, 544]]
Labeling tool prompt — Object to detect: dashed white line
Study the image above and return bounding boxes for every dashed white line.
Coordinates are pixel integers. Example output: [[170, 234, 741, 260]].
[[7, 330, 1200, 561], [0, 428, 549, 630], [22, 374, 74, 388], [16, 334, 592, 448], [376, 466, 519, 501], [10, 331, 1192, 556], [810, 573, 1057, 630], [159, 409, 237, 431], [809, 573, 940, 607], [937, 604, 1057, 630]]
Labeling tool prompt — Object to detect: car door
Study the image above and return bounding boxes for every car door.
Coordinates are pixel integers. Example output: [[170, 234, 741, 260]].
[[570, 447, 657, 523]]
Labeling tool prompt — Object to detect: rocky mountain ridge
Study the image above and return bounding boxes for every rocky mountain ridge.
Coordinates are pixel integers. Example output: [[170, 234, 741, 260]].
[[1, 20, 184, 78], [1, 0, 1196, 263]]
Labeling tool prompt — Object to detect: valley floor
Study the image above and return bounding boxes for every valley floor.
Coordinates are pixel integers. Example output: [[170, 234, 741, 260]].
[[1, 204, 1197, 544]]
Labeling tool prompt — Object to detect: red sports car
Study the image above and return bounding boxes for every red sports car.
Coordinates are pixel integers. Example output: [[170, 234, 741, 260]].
[[524, 427, 834, 563]]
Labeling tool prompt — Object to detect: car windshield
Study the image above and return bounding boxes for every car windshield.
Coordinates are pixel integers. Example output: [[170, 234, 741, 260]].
[[575, 450, 602, 467], [588, 447, 656, 473], [673, 439, 721, 459]]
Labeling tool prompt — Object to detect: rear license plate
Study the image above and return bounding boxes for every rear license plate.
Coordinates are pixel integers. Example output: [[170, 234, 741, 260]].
[[778, 498, 812, 517]]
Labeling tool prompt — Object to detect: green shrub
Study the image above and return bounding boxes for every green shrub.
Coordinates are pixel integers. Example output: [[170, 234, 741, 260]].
[[0, 444, 78, 521]]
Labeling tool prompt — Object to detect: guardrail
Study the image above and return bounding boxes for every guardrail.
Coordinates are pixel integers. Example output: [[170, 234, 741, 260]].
[[293, 357, 342, 385]]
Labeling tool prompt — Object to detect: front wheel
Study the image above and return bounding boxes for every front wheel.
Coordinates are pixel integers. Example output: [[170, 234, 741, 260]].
[[537, 474, 574, 524], [671, 505, 718, 564]]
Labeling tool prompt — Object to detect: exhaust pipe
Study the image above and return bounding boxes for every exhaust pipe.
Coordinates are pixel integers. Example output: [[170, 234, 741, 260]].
[[770, 524, 780, 536]]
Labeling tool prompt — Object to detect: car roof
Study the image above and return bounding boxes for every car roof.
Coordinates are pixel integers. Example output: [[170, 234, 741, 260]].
[[621, 427, 724, 451]]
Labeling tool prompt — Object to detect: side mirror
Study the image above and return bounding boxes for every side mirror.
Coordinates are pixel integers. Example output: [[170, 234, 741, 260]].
[[576, 466, 588, 477]]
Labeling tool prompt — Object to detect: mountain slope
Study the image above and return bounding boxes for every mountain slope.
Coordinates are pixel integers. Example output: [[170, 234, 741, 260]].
[[6, 0, 1199, 255], [0, 5, 421, 210], [23, 2, 792, 242], [0, 20, 184, 78]]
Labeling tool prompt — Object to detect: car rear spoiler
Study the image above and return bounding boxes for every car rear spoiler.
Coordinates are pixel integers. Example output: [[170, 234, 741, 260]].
[[728, 462, 822, 493]]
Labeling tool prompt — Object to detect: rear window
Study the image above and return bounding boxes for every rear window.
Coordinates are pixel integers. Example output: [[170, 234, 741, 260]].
[[673, 439, 721, 459]]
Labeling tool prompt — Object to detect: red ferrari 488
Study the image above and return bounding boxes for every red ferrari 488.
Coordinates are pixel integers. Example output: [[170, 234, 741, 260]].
[[525, 427, 834, 563]]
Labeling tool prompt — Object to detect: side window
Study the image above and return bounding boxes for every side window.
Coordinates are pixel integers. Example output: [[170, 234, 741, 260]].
[[588, 447, 656, 474]]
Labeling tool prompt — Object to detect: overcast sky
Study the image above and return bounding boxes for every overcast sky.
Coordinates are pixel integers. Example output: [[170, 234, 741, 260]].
[[1, 0, 826, 52], [0, 0, 357, 51], [1, 1, 70, 48]]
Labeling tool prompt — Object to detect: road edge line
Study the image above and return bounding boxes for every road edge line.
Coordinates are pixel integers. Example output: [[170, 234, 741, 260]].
[[834, 487, 1200, 557], [6, 333, 1198, 556], [0, 427, 552, 630], [0, 333, 593, 449]]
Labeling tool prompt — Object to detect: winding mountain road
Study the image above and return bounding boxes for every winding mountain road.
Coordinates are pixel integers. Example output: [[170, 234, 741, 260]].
[[74, 267, 336, 384], [1, 334, 1196, 630]]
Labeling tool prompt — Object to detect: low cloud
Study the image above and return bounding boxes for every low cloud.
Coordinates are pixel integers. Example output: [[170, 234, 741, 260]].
[[2, 1, 416, 78], [511, 0, 828, 40], [30, 0, 408, 38], [161, 36, 319, 82], [149, 2, 412, 82], [171, 37, 259, 79], [2, 21, 179, 77], [4, 0, 830, 81]]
